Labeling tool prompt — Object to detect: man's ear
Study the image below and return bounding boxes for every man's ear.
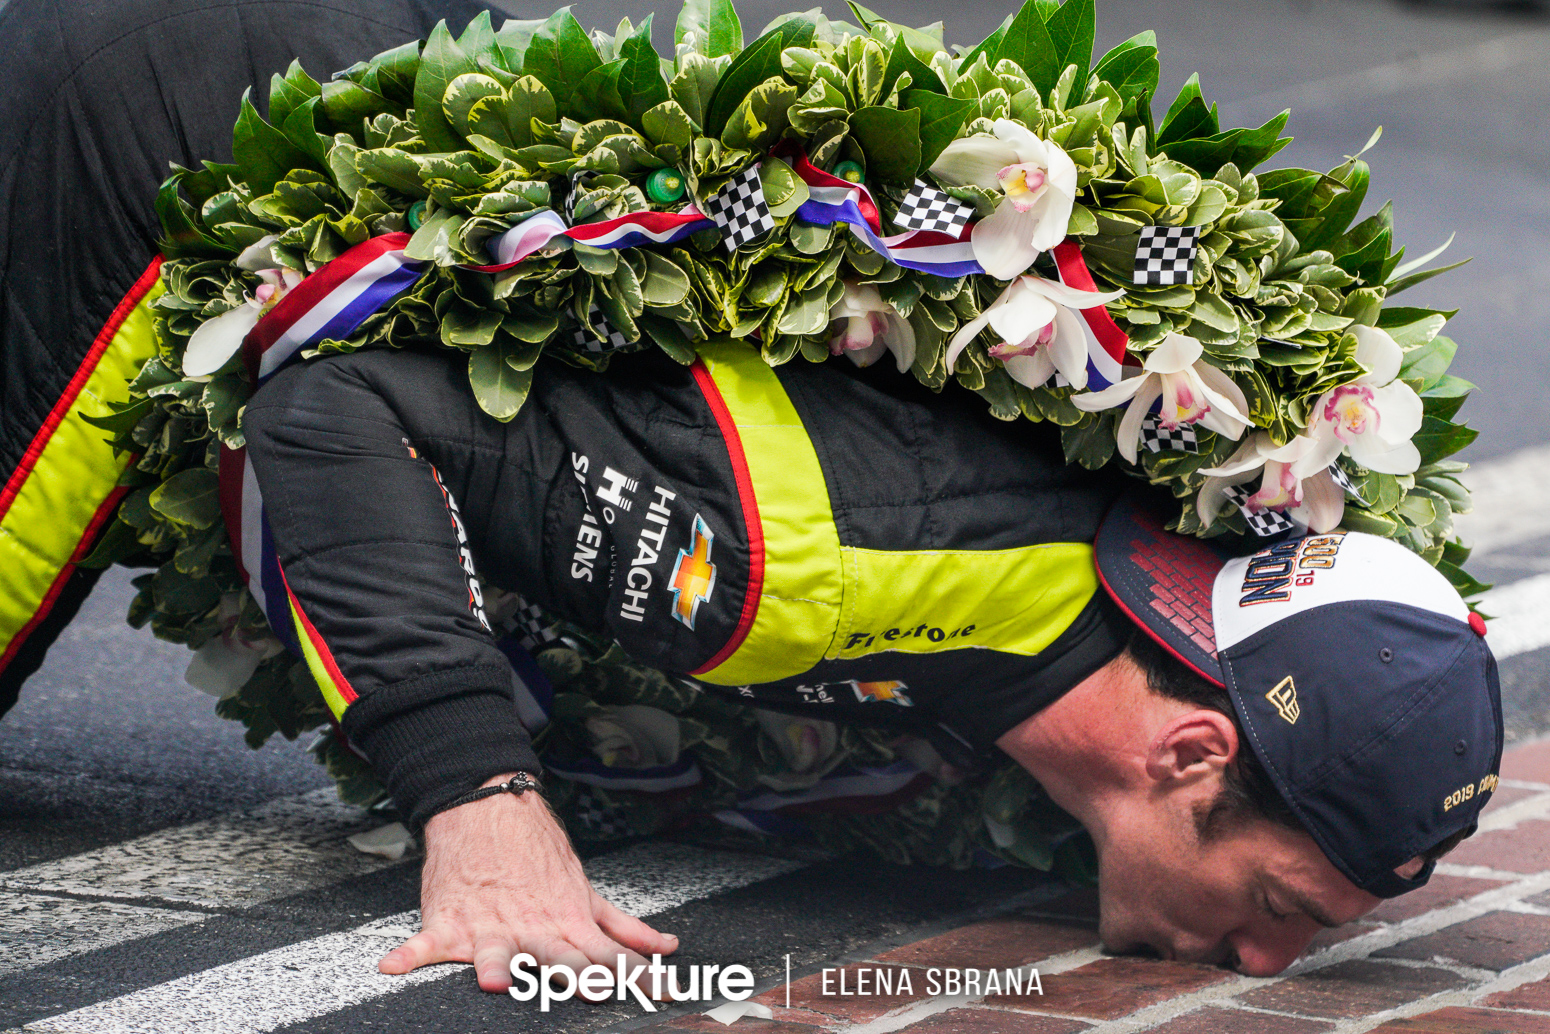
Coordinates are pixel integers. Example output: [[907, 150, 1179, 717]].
[[1143, 709, 1240, 786]]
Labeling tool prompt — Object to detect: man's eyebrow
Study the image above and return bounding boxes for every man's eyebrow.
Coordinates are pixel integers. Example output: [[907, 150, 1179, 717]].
[[1279, 885, 1344, 929]]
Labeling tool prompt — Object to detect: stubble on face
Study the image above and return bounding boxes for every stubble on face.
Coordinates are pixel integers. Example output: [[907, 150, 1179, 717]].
[[1092, 811, 1380, 975]]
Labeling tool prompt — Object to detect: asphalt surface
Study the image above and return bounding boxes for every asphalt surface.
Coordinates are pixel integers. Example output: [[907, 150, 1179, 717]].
[[3, 0, 1549, 1031]]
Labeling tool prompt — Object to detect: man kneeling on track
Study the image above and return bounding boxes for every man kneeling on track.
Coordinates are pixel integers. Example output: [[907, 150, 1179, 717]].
[[0, 0, 1501, 994], [243, 342, 1502, 987]]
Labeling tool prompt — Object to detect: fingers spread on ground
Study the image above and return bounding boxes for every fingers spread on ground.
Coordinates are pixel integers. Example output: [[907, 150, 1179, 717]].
[[528, 937, 594, 977], [575, 929, 650, 974], [379, 926, 457, 975], [472, 934, 520, 993], [570, 933, 664, 999], [522, 939, 614, 1001], [594, 892, 680, 956]]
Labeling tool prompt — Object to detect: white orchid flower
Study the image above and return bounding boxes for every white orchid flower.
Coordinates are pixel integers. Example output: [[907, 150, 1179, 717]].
[[1293, 325, 1424, 478], [182, 592, 285, 699], [944, 274, 1124, 390], [585, 704, 681, 768], [346, 822, 416, 861], [754, 710, 843, 791], [828, 282, 916, 372], [182, 267, 303, 378], [234, 234, 281, 271], [929, 118, 1078, 279], [1197, 432, 1346, 534], [1071, 332, 1251, 464]]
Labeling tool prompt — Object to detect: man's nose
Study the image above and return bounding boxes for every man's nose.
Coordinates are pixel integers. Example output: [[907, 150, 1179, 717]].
[[1228, 924, 1319, 977]]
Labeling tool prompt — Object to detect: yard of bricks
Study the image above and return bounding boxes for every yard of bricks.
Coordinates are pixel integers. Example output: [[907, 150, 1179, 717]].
[[645, 737, 1550, 1034]]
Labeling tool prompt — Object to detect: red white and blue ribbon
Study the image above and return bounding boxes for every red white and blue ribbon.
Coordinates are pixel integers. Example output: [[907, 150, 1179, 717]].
[[472, 207, 713, 273], [732, 760, 931, 814], [785, 153, 985, 279], [220, 234, 429, 652], [711, 759, 935, 852], [1052, 239, 1138, 391], [217, 444, 298, 656], [242, 233, 426, 388], [544, 753, 704, 792]]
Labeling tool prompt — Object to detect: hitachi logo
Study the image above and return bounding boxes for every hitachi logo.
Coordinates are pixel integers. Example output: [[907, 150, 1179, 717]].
[[620, 486, 677, 623]]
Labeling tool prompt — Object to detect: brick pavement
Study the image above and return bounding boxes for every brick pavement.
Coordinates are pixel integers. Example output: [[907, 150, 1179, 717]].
[[637, 738, 1550, 1034]]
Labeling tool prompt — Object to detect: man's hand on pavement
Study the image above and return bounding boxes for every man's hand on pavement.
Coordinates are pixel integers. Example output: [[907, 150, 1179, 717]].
[[377, 773, 679, 993]]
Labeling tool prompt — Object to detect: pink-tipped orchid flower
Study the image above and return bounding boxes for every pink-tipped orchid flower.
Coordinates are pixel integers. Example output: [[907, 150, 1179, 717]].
[[1197, 433, 1346, 534], [828, 282, 917, 372], [944, 274, 1124, 390], [1292, 325, 1424, 479], [1071, 332, 1252, 464], [182, 236, 303, 378], [928, 119, 1077, 280]]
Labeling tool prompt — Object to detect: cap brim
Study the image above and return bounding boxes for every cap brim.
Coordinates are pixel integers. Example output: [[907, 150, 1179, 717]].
[[1093, 490, 1247, 686]]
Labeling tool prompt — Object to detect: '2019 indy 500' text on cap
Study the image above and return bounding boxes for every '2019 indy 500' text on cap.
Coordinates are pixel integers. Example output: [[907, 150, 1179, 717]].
[[1094, 491, 1502, 898]]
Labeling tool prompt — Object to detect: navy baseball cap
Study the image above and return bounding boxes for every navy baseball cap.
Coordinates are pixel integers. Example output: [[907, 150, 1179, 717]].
[[1093, 491, 1503, 898]]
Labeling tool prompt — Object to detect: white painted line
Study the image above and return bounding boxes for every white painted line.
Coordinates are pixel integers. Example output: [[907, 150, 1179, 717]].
[[0, 790, 393, 909], [1455, 443, 1550, 558], [585, 841, 803, 918], [0, 895, 207, 978], [1481, 573, 1550, 660], [1478, 789, 1550, 834], [1387, 442, 1550, 660], [21, 842, 804, 1034]]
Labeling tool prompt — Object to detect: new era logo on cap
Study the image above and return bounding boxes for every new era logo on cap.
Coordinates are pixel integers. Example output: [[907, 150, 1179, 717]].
[[703, 165, 774, 251], [894, 179, 975, 235], [1265, 676, 1299, 724], [1134, 225, 1199, 286]]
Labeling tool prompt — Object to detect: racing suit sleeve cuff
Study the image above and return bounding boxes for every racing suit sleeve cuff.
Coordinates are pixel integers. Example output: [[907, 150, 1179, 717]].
[[338, 664, 542, 831]]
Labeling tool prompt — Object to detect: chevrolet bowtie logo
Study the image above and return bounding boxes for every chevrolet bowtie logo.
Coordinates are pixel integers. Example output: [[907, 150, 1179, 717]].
[[669, 514, 717, 629], [851, 680, 913, 706], [1266, 676, 1300, 725]]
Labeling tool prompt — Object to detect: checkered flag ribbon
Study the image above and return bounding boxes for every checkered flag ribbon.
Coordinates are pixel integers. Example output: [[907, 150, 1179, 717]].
[[564, 171, 594, 223], [1222, 484, 1298, 537], [571, 304, 632, 353], [1139, 413, 1200, 454], [894, 179, 975, 235], [702, 166, 774, 251], [1134, 225, 1200, 286], [513, 597, 560, 652], [572, 787, 633, 839], [1326, 463, 1367, 503]]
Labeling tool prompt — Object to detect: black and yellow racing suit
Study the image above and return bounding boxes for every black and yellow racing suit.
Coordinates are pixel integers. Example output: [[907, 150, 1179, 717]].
[[0, 0, 486, 716], [245, 342, 1133, 828]]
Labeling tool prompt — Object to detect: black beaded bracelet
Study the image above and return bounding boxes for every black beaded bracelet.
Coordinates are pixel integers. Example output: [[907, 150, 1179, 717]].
[[439, 772, 544, 813]]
